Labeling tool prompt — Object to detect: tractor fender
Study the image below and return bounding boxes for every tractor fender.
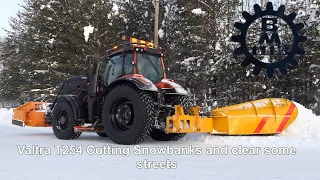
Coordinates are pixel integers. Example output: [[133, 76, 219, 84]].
[[59, 75, 88, 95], [155, 79, 189, 96], [54, 95, 87, 121], [107, 75, 159, 93]]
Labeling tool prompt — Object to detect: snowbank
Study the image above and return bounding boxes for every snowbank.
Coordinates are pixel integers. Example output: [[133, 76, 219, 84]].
[[0, 108, 13, 126], [281, 102, 320, 138]]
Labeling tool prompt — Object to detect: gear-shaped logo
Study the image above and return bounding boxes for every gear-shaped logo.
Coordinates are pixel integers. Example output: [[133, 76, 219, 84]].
[[232, 2, 307, 78]]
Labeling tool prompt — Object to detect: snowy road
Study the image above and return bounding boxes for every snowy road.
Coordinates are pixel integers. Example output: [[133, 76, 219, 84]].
[[0, 102, 319, 180]]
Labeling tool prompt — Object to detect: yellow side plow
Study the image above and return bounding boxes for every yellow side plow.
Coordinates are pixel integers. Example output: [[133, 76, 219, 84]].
[[166, 98, 298, 135]]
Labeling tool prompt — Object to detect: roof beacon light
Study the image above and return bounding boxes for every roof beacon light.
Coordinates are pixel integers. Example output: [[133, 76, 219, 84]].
[[130, 37, 155, 48]]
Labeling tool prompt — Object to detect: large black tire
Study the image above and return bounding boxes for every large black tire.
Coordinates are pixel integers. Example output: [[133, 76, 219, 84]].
[[150, 129, 187, 141], [102, 84, 156, 145], [52, 99, 82, 139], [96, 132, 108, 137], [150, 96, 191, 141]]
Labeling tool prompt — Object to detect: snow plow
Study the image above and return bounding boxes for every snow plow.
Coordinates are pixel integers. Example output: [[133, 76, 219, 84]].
[[11, 37, 298, 145], [167, 98, 297, 135]]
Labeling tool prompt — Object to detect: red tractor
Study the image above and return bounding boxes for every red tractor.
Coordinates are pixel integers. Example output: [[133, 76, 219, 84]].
[[45, 37, 189, 145]]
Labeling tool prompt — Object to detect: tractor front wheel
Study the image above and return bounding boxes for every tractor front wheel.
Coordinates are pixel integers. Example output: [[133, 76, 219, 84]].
[[150, 96, 190, 141], [102, 84, 156, 145], [52, 99, 81, 139], [150, 129, 187, 141]]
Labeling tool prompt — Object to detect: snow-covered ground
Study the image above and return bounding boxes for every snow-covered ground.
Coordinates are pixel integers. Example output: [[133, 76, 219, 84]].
[[0, 102, 319, 179]]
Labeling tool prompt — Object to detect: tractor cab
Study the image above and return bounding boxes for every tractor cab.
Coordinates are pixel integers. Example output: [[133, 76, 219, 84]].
[[104, 37, 166, 86]]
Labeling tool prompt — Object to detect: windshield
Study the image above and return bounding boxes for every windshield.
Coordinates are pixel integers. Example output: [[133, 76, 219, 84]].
[[136, 52, 164, 83]]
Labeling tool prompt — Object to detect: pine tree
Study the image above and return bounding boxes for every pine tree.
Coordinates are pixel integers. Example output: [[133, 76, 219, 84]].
[[0, 8, 31, 103], [117, 0, 165, 41], [161, 0, 240, 109], [0, 0, 319, 115], [0, 0, 125, 101]]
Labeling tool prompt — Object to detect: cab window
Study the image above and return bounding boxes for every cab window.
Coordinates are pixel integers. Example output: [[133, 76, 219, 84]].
[[104, 52, 134, 85], [124, 52, 134, 74]]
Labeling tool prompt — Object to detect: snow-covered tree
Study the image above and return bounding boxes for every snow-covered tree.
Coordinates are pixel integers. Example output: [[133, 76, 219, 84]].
[[0, 0, 124, 101], [0, 0, 319, 114]]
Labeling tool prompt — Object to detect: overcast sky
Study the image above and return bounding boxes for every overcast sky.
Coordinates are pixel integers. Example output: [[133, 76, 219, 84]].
[[0, 0, 22, 37]]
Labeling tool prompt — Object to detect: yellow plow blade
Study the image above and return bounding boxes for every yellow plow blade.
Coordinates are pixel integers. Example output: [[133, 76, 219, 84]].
[[166, 98, 298, 135], [12, 102, 49, 127]]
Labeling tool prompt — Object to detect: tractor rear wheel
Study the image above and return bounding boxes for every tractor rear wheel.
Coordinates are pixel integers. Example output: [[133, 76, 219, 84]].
[[102, 84, 156, 145], [52, 99, 81, 139], [150, 96, 191, 141]]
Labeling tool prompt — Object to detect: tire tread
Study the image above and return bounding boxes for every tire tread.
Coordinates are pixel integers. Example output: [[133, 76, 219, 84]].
[[102, 83, 157, 145]]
